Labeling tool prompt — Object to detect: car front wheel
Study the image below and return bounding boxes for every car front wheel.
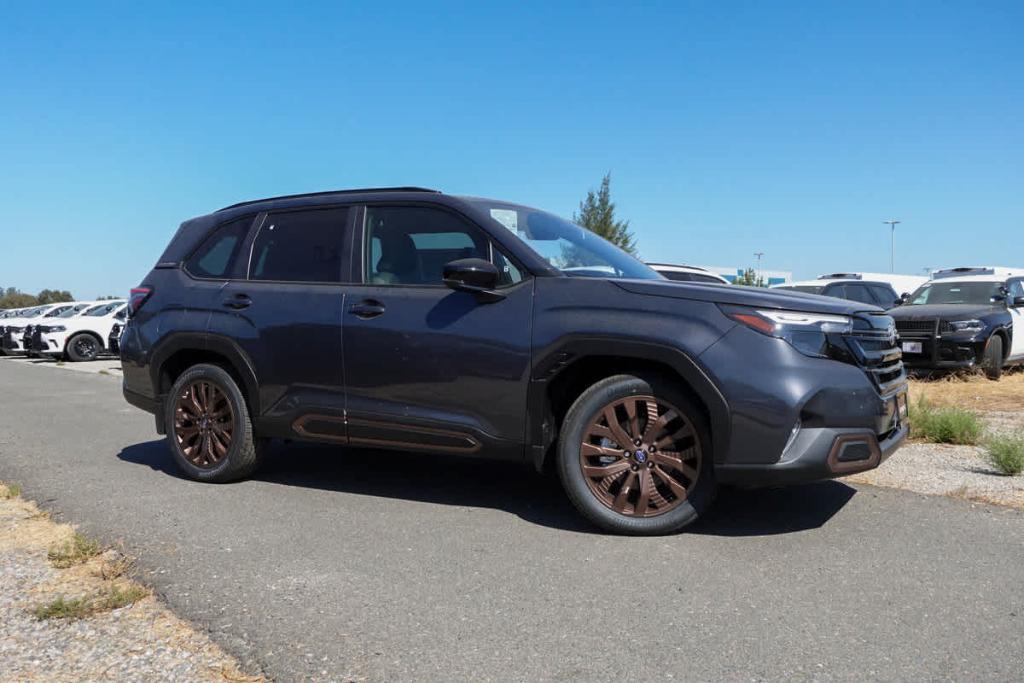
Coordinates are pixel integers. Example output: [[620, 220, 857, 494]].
[[66, 333, 100, 362], [981, 335, 1003, 380], [164, 364, 265, 482], [556, 374, 716, 535]]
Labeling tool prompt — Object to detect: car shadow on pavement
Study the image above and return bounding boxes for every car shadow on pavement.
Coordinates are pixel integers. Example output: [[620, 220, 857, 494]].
[[117, 439, 857, 537]]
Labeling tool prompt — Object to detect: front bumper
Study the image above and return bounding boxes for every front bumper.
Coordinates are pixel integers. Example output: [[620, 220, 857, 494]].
[[716, 422, 908, 486], [36, 332, 70, 356], [899, 337, 985, 370], [698, 324, 909, 487], [1, 331, 26, 354]]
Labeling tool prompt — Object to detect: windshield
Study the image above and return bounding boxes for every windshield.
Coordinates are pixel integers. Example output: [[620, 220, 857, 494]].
[[777, 285, 824, 295], [906, 281, 1003, 305], [84, 302, 125, 317], [468, 200, 660, 280]]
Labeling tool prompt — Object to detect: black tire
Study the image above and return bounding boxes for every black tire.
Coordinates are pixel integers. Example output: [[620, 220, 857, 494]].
[[66, 333, 100, 362], [164, 363, 265, 482], [556, 374, 717, 535], [981, 335, 1004, 380]]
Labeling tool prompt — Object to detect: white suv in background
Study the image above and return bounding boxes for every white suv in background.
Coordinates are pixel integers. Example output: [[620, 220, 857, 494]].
[[36, 300, 127, 362], [647, 263, 731, 284], [0, 303, 79, 355]]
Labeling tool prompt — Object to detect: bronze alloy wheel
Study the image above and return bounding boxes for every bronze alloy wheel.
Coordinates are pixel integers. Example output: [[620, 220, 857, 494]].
[[579, 395, 701, 517], [173, 380, 235, 469]]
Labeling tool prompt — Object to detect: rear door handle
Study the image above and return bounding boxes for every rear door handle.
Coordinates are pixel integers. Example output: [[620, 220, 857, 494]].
[[349, 299, 386, 319], [223, 294, 252, 310]]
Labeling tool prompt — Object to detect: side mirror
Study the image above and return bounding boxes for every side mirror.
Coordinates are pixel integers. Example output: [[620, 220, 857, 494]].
[[1014, 296, 1024, 307], [898, 292, 910, 304], [442, 258, 504, 301]]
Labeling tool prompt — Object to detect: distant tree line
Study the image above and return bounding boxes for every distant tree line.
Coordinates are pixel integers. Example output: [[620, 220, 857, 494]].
[[0, 287, 75, 309]]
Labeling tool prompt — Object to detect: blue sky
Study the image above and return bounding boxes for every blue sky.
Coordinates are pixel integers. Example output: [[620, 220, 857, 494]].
[[1, 1, 1021, 297]]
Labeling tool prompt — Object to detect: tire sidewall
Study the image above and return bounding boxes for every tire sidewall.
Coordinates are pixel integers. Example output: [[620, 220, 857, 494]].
[[983, 335, 1003, 380], [557, 374, 716, 535], [164, 364, 252, 482]]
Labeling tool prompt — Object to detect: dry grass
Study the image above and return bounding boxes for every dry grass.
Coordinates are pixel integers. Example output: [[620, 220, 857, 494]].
[[1, 481, 22, 499], [0, 486, 264, 680], [47, 532, 102, 568], [908, 367, 1024, 413]]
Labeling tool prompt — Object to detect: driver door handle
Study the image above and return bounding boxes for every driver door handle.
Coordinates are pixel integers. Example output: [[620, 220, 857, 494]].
[[223, 294, 252, 309], [349, 299, 386, 319]]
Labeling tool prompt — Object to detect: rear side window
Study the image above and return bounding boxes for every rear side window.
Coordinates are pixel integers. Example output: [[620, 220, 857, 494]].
[[659, 271, 692, 282], [186, 216, 254, 279], [250, 208, 348, 283]]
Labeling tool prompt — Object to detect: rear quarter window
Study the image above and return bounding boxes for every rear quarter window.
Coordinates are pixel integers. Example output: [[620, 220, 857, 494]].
[[185, 216, 255, 279]]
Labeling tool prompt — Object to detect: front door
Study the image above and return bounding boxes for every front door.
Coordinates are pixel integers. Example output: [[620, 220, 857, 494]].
[[213, 206, 353, 439], [342, 204, 533, 460]]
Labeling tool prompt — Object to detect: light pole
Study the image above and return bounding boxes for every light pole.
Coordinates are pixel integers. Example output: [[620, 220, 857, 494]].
[[754, 252, 764, 283], [883, 220, 900, 273]]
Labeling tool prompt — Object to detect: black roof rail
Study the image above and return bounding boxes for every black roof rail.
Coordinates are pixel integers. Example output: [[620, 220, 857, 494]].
[[216, 187, 441, 212]]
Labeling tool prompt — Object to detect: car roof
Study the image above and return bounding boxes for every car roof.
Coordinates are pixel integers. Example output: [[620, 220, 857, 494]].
[[216, 187, 442, 213], [923, 275, 1009, 284]]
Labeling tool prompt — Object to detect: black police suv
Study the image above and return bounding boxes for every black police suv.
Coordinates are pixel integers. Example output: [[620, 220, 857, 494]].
[[120, 187, 909, 535], [889, 268, 1024, 379]]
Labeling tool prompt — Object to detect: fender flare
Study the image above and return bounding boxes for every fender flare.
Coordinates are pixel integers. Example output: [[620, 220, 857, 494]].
[[527, 336, 731, 470], [149, 332, 261, 415]]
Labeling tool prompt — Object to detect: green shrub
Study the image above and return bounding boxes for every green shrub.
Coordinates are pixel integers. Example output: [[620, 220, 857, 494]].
[[984, 435, 1024, 476], [910, 397, 982, 445]]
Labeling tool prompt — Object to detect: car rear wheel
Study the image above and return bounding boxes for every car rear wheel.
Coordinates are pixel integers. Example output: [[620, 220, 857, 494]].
[[165, 364, 265, 482], [66, 333, 100, 362], [981, 335, 1004, 380], [556, 374, 716, 535]]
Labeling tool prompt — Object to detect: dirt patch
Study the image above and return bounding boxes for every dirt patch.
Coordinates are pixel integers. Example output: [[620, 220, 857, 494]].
[[0, 482, 264, 681]]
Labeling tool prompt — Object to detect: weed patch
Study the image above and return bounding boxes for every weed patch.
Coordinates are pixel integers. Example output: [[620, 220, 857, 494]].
[[48, 532, 102, 568], [1, 482, 21, 499], [910, 398, 982, 445], [32, 584, 148, 621], [985, 434, 1024, 476]]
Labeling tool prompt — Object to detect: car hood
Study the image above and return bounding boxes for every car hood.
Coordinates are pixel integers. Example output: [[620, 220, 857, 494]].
[[613, 279, 878, 315], [888, 303, 1003, 319]]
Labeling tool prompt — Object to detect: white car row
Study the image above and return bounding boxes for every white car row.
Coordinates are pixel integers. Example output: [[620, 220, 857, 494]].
[[0, 299, 127, 361]]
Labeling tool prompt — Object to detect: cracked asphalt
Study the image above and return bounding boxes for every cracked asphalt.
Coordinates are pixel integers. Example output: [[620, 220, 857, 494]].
[[1, 357, 1022, 681]]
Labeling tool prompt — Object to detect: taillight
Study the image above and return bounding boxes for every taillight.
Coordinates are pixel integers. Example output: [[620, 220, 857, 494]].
[[129, 287, 152, 316]]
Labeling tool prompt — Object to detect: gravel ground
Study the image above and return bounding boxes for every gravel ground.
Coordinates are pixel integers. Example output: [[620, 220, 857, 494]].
[[0, 486, 261, 682], [845, 413, 1024, 508]]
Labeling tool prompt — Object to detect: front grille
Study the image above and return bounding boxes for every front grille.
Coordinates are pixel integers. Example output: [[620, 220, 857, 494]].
[[895, 319, 937, 336], [838, 314, 905, 394]]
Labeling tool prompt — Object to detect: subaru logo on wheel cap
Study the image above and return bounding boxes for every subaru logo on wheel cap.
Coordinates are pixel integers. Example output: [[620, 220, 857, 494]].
[[634, 450, 647, 463]]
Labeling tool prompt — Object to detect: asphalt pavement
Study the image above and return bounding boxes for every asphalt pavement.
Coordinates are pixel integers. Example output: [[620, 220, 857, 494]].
[[1, 357, 1022, 681]]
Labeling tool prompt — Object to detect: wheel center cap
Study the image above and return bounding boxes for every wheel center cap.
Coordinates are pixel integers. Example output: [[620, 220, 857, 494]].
[[634, 450, 647, 463], [200, 417, 210, 430]]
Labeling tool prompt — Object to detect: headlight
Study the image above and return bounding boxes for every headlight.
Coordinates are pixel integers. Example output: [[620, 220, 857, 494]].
[[720, 305, 852, 358], [947, 319, 983, 333], [46, 326, 66, 333]]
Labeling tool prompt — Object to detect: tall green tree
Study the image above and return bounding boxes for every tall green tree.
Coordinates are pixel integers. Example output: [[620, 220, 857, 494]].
[[573, 173, 637, 255]]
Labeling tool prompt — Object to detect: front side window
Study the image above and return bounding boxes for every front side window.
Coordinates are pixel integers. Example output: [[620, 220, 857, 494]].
[[1008, 280, 1024, 302], [466, 199, 659, 280], [186, 215, 254, 279], [43, 305, 74, 317], [84, 302, 124, 317], [364, 206, 522, 286], [249, 208, 348, 283]]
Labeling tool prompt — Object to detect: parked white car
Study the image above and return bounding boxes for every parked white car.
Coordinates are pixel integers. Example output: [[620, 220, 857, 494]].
[[36, 300, 127, 362], [0, 303, 80, 355], [647, 263, 731, 284]]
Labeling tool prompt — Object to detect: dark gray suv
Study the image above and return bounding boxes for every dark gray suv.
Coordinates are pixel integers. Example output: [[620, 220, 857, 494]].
[[120, 187, 908, 535]]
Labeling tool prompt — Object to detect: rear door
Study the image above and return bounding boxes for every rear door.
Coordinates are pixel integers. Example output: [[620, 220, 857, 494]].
[[341, 204, 533, 460], [215, 206, 354, 438]]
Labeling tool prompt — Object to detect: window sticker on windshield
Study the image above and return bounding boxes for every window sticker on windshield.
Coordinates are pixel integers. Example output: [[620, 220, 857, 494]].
[[490, 209, 518, 232]]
